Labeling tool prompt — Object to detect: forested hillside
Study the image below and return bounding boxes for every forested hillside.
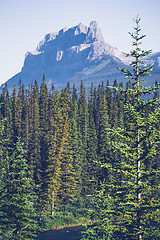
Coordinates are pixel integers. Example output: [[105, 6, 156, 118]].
[[0, 75, 129, 208], [0, 17, 160, 240], [0, 75, 127, 236], [0, 75, 159, 239]]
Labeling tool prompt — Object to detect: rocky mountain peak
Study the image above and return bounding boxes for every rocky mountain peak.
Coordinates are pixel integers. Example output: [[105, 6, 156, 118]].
[[34, 21, 105, 54], [6, 21, 126, 90], [87, 21, 104, 43], [24, 21, 118, 68], [3, 21, 159, 91], [74, 23, 88, 35]]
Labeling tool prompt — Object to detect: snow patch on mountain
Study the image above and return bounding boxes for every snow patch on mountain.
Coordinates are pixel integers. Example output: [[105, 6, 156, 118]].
[[56, 50, 63, 61]]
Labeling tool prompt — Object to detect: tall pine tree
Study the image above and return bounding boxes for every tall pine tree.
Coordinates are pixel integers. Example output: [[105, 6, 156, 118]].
[[0, 138, 39, 239], [110, 16, 160, 240]]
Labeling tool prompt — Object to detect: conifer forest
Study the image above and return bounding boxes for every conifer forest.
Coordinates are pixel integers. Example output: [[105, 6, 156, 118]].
[[0, 17, 160, 240]]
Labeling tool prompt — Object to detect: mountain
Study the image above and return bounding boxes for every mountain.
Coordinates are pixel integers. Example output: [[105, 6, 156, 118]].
[[1, 21, 160, 91], [144, 52, 160, 69]]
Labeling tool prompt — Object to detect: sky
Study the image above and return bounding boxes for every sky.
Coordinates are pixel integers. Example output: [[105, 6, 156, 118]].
[[0, 0, 160, 86]]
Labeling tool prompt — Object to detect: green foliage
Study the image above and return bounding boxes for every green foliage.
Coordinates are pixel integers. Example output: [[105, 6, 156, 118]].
[[82, 183, 114, 240], [0, 18, 159, 238], [39, 203, 91, 231], [81, 16, 160, 240], [0, 138, 39, 239], [109, 16, 160, 239]]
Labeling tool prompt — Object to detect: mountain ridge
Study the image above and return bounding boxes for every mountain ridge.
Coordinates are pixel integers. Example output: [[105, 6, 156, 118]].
[[1, 21, 160, 91]]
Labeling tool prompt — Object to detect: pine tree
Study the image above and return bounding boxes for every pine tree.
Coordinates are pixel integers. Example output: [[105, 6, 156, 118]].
[[58, 87, 78, 205], [39, 74, 49, 134], [70, 84, 83, 201], [0, 138, 39, 239], [39, 75, 49, 210], [15, 81, 24, 138], [27, 81, 42, 210], [87, 83, 99, 193], [0, 83, 12, 141], [82, 183, 114, 240], [83, 16, 160, 240], [111, 79, 119, 128], [78, 81, 89, 201], [97, 92, 111, 183], [109, 16, 160, 239], [12, 84, 18, 143], [0, 119, 8, 239], [105, 80, 113, 124], [21, 86, 29, 150], [45, 90, 62, 215], [117, 82, 125, 128], [78, 81, 88, 150], [95, 84, 102, 136]]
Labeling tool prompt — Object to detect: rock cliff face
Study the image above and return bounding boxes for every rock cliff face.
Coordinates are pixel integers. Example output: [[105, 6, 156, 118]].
[[2, 21, 160, 90]]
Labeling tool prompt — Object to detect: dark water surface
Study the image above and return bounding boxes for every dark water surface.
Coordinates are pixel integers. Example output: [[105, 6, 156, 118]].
[[38, 226, 84, 240]]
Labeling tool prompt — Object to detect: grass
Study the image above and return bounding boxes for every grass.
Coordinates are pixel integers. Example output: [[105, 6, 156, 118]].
[[39, 203, 95, 232]]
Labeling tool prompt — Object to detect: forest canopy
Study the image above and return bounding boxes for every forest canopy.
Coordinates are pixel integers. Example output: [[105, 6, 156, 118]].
[[0, 17, 160, 240]]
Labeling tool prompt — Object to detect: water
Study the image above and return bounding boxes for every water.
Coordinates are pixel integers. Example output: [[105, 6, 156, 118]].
[[38, 226, 84, 240]]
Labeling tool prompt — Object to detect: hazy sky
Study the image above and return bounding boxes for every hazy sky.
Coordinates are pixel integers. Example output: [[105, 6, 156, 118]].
[[0, 0, 160, 86]]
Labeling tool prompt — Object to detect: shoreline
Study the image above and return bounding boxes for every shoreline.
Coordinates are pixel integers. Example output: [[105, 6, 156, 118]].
[[50, 223, 84, 231]]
